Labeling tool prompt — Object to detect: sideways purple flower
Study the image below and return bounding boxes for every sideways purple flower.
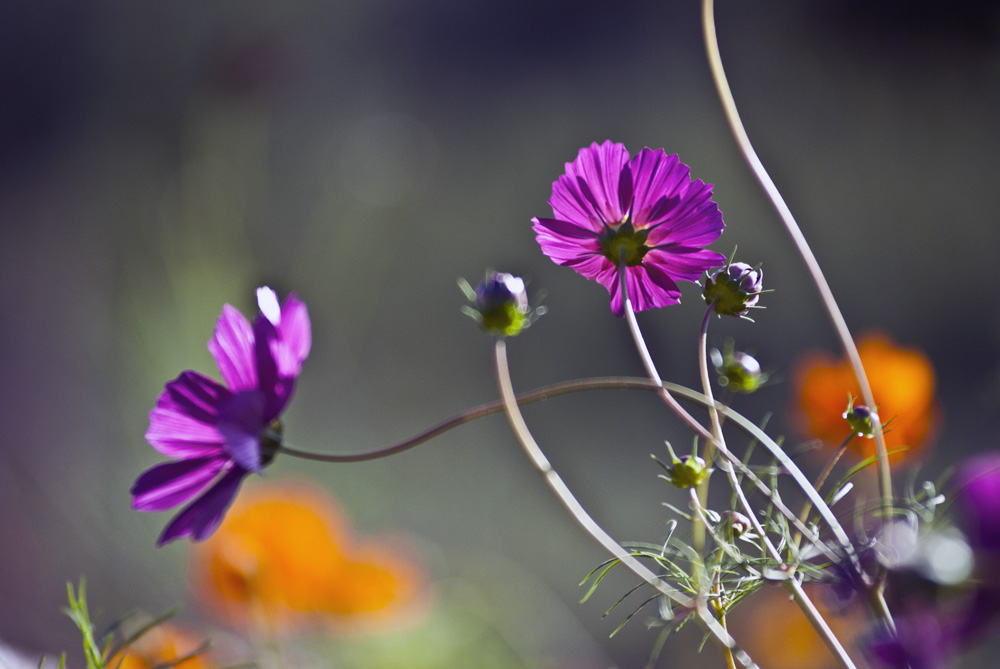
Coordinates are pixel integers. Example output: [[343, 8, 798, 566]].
[[132, 287, 311, 545], [532, 140, 726, 316]]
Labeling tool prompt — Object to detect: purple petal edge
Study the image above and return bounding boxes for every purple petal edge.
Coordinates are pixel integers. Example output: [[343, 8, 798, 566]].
[[157, 467, 247, 545]]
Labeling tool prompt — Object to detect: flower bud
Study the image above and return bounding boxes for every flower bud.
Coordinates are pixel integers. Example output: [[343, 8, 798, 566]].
[[843, 396, 878, 439], [461, 271, 537, 337], [712, 348, 768, 394], [668, 455, 711, 489], [703, 262, 763, 318], [661, 442, 712, 489], [722, 510, 752, 539]]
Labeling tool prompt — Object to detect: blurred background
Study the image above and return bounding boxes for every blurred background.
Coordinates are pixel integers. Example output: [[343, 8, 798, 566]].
[[2, 0, 999, 666]]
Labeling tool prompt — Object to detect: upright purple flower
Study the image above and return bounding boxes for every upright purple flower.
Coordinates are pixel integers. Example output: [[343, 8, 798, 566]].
[[132, 287, 311, 545], [532, 140, 726, 316]]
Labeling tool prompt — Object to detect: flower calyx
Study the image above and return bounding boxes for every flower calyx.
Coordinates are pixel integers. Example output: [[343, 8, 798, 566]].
[[460, 270, 545, 337], [710, 342, 769, 394], [843, 395, 879, 439], [658, 441, 712, 489], [703, 257, 764, 319]]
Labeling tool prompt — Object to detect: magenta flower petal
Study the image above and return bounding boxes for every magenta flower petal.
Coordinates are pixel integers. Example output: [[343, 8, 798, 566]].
[[957, 453, 1000, 553], [131, 456, 227, 511], [135, 287, 312, 544], [145, 371, 230, 458], [533, 140, 726, 316], [550, 141, 630, 229], [217, 390, 267, 473], [609, 264, 682, 315], [276, 293, 311, 374], [629, 148, 687, 225], [647, 247, 727, 284], [253, 292, 311, 419], [208, 304, 259, 392], [157, 466, 247, 545]]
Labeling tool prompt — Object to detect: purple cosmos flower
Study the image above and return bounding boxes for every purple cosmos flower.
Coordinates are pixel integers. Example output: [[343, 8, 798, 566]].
[[532, 140, 726, 316], [132, 287, 311, 545]]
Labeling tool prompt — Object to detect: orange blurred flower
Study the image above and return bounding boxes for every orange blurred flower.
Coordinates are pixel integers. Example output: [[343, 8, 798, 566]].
[[189, 480, 426, 636], [793, 332, 937, 462], [732, 587, 868, 669], [110, 624, 210, 669]]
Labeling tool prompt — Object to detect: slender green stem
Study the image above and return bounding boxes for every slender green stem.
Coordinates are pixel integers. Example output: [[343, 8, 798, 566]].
[[698, 302, 726, 465], [700, 0, 892, 513], [622, 291, 854, 665], [494, 338, 758, 669], [695, 310, 858, 669], [619, 273, 714, 446], [619, 271, 712, 596], [278, 377, 701, 463], [278, 374, 853, 561], [792, 434, 854, 551], [701, 0, 898, 640], [277, 374, 844, 555], [696, 302, 723, 572], [493, 341, 692, 607]]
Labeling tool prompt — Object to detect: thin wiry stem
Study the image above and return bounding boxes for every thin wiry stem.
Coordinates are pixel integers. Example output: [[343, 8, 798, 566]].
[[619, 265, 712, 598], [493, 342, 693, 609], [696, 308, 858, 669], [619, 283, 715, 445], [793, 434, 855, 551], [494, 338, 758, 669], [278, 377, 706, 464], [700, 0, 892, 513], [277, 374, 851, 562]]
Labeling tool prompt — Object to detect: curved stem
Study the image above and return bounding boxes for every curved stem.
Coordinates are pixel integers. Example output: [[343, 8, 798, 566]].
[[696, 309, 858, 669], [493, 342, 692, 607], [700, 0, 891, 513], [696, 303, 723, 573], [698, 303, 726, 466], [622, 300, 715, 444], [793, 433, 855, 551], [278, 377, 675, 463], [278, 374, 856, 560], [494, 338, 758, 668], [278, 373, 852, 554], [620, 278, 712, 594]]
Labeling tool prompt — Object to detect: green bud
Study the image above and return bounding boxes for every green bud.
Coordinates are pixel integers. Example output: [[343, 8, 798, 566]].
[[460, 271, 543, 337], [843, 396, 878, 439], [703, 261, 763, 318], [721, 510, 752, 539], [711, 346, 769, 394], [663, 442, 712, 489]]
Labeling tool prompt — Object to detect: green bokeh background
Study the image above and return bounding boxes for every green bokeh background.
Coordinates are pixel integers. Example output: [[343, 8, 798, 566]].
[[2, 1, 999, 666]]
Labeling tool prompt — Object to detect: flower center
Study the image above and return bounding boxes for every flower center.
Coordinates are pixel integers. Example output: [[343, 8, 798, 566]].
[[259, 419, 283, 467], [598, 220, 649, 267]]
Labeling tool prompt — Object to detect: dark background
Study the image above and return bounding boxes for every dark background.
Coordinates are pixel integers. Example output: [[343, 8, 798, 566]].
[[2, 0, 999, 666]]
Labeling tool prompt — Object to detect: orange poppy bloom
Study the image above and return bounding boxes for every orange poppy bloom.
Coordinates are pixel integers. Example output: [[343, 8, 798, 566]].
[[110, 624, 210, 669], [793, 332, 937, 462], [189, 480, 426, 636]]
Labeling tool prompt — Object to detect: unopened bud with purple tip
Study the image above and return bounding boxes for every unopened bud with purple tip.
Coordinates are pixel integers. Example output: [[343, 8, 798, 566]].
[[460, 270, 543, 337], [660, 441, 712, 489], [843, 396, 878, 439], [703, 262, 763, 318]]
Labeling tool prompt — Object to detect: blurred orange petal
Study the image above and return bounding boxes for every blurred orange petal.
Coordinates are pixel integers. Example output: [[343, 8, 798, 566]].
[[190, 479, 426, 636], [732, 587, 868, 669], [110, 624, 210, 669], [793, 332, 938, 462]]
